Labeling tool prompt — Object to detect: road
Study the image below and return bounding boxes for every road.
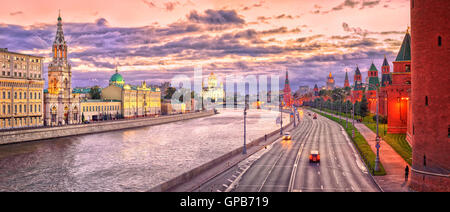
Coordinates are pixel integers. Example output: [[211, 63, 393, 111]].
[[195, 109, 380, 192]]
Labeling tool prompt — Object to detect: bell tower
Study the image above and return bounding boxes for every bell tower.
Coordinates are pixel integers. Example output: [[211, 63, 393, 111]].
[[48, 11, 72, 96]]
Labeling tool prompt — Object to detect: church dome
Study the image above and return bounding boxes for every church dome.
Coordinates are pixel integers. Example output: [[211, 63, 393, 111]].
[[109, 68, 124, 87]]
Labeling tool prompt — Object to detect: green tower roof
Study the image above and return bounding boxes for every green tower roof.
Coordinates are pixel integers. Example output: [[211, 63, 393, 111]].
[[369, 62, 378, 71], [395, 31, 411, 62]]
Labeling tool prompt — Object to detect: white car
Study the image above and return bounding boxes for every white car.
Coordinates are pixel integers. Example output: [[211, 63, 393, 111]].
[[282, 132, 292, 140]]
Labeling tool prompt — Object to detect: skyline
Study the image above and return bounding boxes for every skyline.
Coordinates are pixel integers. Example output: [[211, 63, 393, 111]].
[[0, 0, 410, 89]]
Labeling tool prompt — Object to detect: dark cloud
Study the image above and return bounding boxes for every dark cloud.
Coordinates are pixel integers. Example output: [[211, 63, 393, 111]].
[[142, 0, 157, 8], [188, 9, 245, 25], [333, 0, 360, 11], [164, 1, 180, 11], [360, 0, 381, 9], [10, 11, 23, 16]]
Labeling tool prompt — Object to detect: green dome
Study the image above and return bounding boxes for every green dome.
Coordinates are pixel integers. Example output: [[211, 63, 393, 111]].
[[110, 73, 124, 83], [110, 68, 125, 87]]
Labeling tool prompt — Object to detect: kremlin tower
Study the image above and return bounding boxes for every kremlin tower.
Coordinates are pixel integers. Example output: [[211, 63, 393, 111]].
[[283, 71, 292, 108], [366, 62, 380, 114], [386, 29, 411, 134], [352, 65, 363, 103], [410, 0, 450, 192], [379, 56, 391, 116], [344, 71, 350, 88]]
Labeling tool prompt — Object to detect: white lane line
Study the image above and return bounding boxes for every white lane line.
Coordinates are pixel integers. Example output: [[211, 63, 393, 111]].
[[227, 179, 233, 183]]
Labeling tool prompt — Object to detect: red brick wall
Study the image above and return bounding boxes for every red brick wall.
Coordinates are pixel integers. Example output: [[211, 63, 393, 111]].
[[410, 0, 450, 192]]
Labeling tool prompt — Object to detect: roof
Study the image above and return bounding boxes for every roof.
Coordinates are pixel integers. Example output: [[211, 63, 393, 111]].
[[382, 56, 389, 67], [395, 32, 411, 61], [355, 66, 361, 75], [110, 72, 124, 83], [368, 76, 380, 90], [369, 63, 378, 71]]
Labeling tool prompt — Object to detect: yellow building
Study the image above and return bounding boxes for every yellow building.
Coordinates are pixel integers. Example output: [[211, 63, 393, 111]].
[[80, 100, 121, 122], [0, 48, 45, 129], [101, 68, 161, 118]]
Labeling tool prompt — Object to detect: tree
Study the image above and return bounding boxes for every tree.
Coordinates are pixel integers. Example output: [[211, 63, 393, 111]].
[[360, 94, 369, 118], [164, 87, 177, 99], [89, 86, 101, 99], [81, 113, 85, 123]]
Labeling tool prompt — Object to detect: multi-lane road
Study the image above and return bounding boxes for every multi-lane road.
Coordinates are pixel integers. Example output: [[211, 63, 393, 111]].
[[195, 109, 380, 192]]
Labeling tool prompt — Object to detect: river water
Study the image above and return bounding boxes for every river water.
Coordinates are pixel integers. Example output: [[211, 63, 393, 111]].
[[0, 109, 290, 192]]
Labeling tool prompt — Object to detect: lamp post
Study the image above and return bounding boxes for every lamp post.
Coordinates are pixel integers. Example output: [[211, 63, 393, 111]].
[[243, 103, 247, 155], [280, 99, 284, 135]]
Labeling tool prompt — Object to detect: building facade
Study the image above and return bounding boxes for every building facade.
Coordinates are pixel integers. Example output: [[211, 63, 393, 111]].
[[344, 71, 350, 88], [44, 14, 81, 126], [80, 100, 122, 122], [0, 48, 45, 129], [410, 0, 450, 192], [101, 69, 161, 118]]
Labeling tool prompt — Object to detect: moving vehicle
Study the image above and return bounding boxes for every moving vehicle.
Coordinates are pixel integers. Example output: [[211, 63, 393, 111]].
[[309, 151, 320, 163], [282, 132, 292, 140], [313, 114, 317, 119]]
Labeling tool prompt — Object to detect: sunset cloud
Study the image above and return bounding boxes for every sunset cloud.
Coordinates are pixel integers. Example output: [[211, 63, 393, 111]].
[[0, 0, 410, 89]]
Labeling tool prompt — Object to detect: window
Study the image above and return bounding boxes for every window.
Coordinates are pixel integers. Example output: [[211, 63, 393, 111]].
[[438, 36, 442, 47], [19, 92, 22, 99], [30, 105, 33, 113], [405, 65, 411, 72], [14, 92, 17, 99], [425, 96, 428, 106], [411, 0, 414, 8], [24, 92, 26, 99]]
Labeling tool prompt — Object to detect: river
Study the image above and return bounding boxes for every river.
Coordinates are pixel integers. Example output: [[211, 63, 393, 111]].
[[0, 108, 290, 192]]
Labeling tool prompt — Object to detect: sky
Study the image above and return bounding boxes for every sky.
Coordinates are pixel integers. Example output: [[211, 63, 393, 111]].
[[0, 0, 411, 90]]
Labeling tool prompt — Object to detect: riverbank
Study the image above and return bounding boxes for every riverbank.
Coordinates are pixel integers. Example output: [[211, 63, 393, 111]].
[[0, 110, 215, 145]]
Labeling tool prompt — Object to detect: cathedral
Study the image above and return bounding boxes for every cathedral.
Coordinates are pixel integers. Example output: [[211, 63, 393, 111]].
[[202, 72, 224, 103], [44, 13, 81, 126]]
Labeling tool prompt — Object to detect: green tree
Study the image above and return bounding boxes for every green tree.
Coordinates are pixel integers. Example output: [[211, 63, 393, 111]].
[[360, 94, 369, 117], [82, 113, 85, 123], [89, 86, 102, 99], [164, 87, 177, 99]]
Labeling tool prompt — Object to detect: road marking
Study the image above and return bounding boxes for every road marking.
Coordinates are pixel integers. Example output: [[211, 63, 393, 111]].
[[222, 184, 228, 188], [350, 186, 355, 191], [227, 179, 233, 183], [217, 190, 222, 192], [232, 175, 237, 178]]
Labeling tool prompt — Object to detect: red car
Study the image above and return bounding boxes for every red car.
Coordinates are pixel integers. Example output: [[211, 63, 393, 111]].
[[309, 151, 320, 163]]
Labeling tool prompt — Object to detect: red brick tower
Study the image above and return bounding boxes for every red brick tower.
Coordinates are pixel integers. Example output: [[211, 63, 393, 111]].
[[352, 65, 363, 103], [410, 0, 450, 192], [386, 30, 411, 134], [379, 56, 391, 116], [283, 71, 292, 108], [367, 62, 380, 114], [344, 71, 350, 88]]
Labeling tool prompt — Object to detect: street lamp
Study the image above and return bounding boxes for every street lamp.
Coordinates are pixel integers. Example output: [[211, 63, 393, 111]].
[[360, 82, 381, 172], [243, 102, 248, 154], [280, 100, 284, 135]]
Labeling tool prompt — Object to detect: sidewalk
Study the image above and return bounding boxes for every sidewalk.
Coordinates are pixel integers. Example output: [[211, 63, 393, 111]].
[[315, 110, 411, 192]]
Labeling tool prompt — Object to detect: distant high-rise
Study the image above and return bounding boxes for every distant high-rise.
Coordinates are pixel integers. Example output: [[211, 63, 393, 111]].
[[326, 72, 335, 90]]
